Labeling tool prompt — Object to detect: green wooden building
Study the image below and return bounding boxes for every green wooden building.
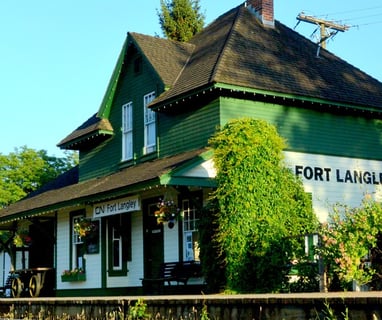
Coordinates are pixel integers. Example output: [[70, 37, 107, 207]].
[[1, 0, 382, 297]]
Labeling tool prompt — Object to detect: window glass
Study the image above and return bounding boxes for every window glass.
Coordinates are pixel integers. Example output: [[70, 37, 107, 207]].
[[122, 102, 133, 161], [143, 92, 156, 154], [182, 199, 200, 261], [107, 214, 131, 276], [112, 225, 122, 270], [72, 215, 86, 270]]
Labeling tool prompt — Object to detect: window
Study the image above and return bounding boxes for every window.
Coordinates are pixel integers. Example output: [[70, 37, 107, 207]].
[[134, 56, 142, 74], [182, 199, 200, 261], [143, 92, 156, 154], [305, 233, 319, 261], [112, 224, 122, 270], [72, 213, 86, 271], [107, 214, 131, 276], [122, 102, 133, 161]]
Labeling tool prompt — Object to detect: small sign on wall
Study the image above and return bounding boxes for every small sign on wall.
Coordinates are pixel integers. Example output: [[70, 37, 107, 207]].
[[86, 220, 100, 254]]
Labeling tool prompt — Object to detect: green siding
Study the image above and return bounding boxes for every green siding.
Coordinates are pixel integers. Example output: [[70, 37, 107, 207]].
[[79, 141, 119, 182], [220, 97, 382, 160], [79, 52, 164, 181], [158, 99, 220, 157], [80, 92, 382, 182]]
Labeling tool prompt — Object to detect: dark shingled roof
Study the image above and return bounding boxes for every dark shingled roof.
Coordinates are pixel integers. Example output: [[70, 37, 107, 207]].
[[61, 4, 382, 150], [0, 149, 207, 221], [58, 113, 114, 149], [150, 4, 382, 109], [130, 32, 195, 88]]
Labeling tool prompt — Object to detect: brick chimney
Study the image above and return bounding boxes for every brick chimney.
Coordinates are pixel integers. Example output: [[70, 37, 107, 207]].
[[246, 0, 274, 28]]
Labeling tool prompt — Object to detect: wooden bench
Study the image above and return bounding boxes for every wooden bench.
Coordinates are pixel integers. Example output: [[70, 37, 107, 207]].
[[140, 261, 202, 292]]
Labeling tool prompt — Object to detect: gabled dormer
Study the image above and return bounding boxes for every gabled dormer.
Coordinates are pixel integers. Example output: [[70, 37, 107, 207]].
[[57, 114, 114, 150], [58, 34, 194, 182]]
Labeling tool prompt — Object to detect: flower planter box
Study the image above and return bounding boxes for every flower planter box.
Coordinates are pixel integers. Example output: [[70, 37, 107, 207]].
[[61, 273, 86, 282]]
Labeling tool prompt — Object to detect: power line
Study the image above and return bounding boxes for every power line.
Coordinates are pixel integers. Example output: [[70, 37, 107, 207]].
[[314, 6, 382, 18], [351, 20, 382, 28], [299, 6, 382, 29], [340, 13, 382, 23]]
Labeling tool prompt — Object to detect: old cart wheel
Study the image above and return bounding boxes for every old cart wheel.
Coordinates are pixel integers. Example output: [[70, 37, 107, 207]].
[[11, 277, 23, 297], [28, 275, 41, 297]]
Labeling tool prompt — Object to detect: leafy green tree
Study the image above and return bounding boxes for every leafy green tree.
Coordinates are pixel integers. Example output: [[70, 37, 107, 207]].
[[319, 196, 382, 290], [0, 146, 78, 208], [158, 0, 205, 41], [202, 118, 318, 293], [0, 146, 77, 269]]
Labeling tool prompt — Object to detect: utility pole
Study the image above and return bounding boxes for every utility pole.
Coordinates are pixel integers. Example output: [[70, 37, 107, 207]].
[[296, 13, 350, 50]]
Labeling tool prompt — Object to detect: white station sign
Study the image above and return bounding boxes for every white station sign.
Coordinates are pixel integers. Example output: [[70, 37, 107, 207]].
[[93, 196, 140, 218]]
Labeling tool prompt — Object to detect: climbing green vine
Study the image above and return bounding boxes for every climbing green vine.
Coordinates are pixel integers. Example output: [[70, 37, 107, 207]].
[[205, 118, 318, 292]]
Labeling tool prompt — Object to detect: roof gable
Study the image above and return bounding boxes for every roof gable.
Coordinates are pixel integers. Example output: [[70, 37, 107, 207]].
[[58, 33, 194, 150], [129, 32, 194, 88]]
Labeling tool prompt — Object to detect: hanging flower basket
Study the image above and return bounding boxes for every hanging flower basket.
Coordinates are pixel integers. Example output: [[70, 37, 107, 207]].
[[13, 232, 32, 247], [74, 217, 98, 240], [13, 223, 32, 248], [154, 199, 180, 227]]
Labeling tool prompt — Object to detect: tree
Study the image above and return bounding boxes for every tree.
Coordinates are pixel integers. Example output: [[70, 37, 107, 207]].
[[0, 146, 78, 269], [319, 196, 382, 290], [0, 146, 78, 208], [200, 118, 318, 293], [157, 0, 205, 41]]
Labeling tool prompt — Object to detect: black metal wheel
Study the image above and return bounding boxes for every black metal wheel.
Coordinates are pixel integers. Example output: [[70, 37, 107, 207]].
[[28, 275, 41, 297], [11, 277, 23, 298]]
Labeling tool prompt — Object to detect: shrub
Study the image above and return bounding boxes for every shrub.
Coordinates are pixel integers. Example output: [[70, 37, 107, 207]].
[[319, 197, 382, 289]]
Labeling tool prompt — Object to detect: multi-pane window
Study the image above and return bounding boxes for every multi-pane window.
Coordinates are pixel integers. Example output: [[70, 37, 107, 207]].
[[112, 225, 122, 270], [107, 214, 131, 276], [182, 199, 200, 261], [143, 92, 156, 154], [122, 102, 133, 161], [72, 215, 85, 270]]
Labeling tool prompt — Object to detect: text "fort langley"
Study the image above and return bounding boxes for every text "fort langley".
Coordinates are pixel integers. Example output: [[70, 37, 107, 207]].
[[295, 165, 382, 184]]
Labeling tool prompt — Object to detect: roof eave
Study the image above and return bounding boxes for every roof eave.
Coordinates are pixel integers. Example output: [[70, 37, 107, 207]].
[[151, 82, 382, 116], [58, 130, 114, 150], [0, 177, 161, 225]]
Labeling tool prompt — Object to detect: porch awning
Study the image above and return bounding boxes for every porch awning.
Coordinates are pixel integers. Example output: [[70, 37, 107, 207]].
[[0, 148, 214, 224]]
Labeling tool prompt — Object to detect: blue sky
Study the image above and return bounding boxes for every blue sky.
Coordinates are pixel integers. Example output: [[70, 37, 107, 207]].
[[1, 0, 381, 157]]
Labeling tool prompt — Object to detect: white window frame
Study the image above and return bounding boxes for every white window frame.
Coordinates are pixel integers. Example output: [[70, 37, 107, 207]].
[[182, 199, 200, 261], [72, 215, 85, 270], [122, 102, 133, 161], [72, 215, 84, 245], [112, 226, 123, 270], [143, 92, 156, 154]]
